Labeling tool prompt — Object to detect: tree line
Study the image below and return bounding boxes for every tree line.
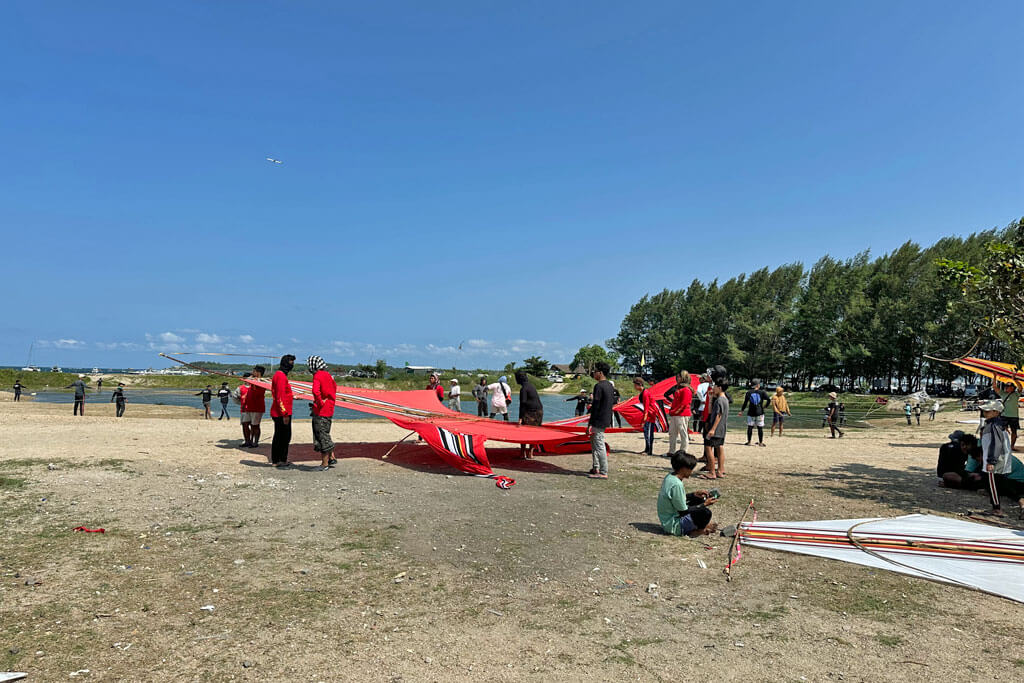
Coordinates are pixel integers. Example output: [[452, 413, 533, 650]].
[[608, 220, 1021, 391]]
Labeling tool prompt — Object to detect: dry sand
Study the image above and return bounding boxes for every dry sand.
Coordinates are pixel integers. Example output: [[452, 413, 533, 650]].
[[1, 393, 1021, 681]]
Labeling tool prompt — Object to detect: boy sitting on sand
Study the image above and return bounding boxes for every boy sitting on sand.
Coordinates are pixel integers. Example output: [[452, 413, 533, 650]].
[[657, 452, 719, 537]]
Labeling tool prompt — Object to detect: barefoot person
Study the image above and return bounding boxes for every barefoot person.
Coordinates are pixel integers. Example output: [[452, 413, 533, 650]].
[[308, 355, 337, 471], [240, 366, 266, 447], [770, 387, 790, 437], [270, 355, 296, 468], [657, 451, 718, 537], [196, 385, 213, 420], [587, 362, 614, 479], [702, 382, 729, 479]]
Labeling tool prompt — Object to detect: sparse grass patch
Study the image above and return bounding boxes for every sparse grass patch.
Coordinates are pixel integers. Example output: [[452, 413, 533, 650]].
[[874, 633, 905, 647], [0, 475, 26, 488]]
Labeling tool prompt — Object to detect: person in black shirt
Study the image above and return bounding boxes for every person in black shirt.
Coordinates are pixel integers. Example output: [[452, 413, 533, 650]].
[[515, 370, 544, 459], [587, 362, 615, 479], [196, 385, 213, 419], [110, 383, 126, 417], [565, 390, 590, 416], [937, 431, 983, 490], [217, 382, 232, 420], [739, 381, 769, 447], [826, 392, 844, 438], [611, 382, 622, 427], [13, 379, 23, 402], [66, 375, 87, 416]]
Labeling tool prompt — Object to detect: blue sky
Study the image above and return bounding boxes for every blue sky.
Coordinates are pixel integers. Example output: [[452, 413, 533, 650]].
[[2, 1, 1021, 369]]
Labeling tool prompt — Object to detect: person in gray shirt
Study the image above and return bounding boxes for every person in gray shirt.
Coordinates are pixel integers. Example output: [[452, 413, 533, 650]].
[[701, 382, 730, 479], [66, 374, 87, 416]]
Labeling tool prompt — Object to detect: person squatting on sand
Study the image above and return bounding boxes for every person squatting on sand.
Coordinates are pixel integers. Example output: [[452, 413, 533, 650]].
[[657, 451, 719, 537], [516, 369, 543, 459], [937, 431, 984, 491], [241, 366, 266, 447], [587, 362, 614, 479], [664, 371, 692, 456], [308, 355, 337, 471], [977, 399, 1024, 517], [270, 354, 295, 468]]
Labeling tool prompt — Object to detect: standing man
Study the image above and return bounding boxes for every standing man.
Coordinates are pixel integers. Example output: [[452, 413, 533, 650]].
[[240, 365, 267, 447], [196, 385, 213, 419], [827, 392, 844, 438], [637, 377, 659, 455], [978, 399, 1014, 516], [565, 390, 590, 417], [110, 382, 126, 417], [693, 372, 712, 434], [913, 402, 922, 425], [665, 371, 693, 455], [770, 387, 790, 437], [487, 376, 512, 421], [929, 400, 940, 421], [66, 374, 87, 415], [270, 354, 296, 468], [308, 355, 337, 471], [701, 382, 729, 479], [96, 377, 103, 393], [739, 380, 769, 447], [904, 401, 912, 425], [472, 377, 488, 416], [587, 362, 614, 479], [217, 382, 232, 420], [447, 379, 461, 412], [13, 379, 23, 402], [515, 370, 544, 459], [997, 382, 1019, 451]]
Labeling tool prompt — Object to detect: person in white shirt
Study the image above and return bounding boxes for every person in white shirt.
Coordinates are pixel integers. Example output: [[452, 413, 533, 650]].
[[447, 379, 462, 412], [487, 376, 512, 421]]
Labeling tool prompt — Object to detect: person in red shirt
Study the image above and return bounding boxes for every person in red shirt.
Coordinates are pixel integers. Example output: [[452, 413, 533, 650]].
[[665, 370, 693, 455], [270, 354, 295, 468], [427, 373, 444, 402], [308, 355, 337, 471], [240, 365, 267, 448], [635, 377, 660, 455]]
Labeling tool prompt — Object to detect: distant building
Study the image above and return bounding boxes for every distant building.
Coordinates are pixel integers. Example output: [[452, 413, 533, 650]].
[[404, 365, 435, 375]]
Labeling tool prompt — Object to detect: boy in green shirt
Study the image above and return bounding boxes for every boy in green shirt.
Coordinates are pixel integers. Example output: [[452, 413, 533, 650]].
[[657, 452, 719, 536]]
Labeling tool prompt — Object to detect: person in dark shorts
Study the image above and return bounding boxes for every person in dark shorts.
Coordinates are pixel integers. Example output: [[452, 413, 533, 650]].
[[67, 374, 87, 415], [240, 365, 267, 447], [657, 451, 719, 537], [826, 392, 844, 438], [702, 382, 729, 479], [217, 382, 232, 420], [998, 382, 1020, 451], [308, 355, 337, 471], [515, 370, 544, 459], [472, 377, 488, 416], [566, 390, 590, 417], [196, 385, 213, 419], [110, 383, 126, 417], [13, 379, 23, 402]]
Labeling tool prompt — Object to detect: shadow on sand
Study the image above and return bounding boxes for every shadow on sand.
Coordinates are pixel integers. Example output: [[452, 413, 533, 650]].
[[216, 440, 585, 478]]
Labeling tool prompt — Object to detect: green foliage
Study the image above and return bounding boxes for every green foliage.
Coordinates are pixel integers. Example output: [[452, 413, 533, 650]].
[[521, 356, 550, 377], [570, 344, 619, 375], [610, 225, 1011, 388], [939, 218, 1024, 369]]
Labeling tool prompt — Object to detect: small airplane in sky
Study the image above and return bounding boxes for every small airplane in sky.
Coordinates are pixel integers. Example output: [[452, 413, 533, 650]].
[[265, 157, 283, 165]]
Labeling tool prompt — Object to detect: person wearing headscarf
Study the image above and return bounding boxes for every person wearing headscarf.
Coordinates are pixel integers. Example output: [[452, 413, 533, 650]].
[[426, 373, 444, 402], [487, 375, 512, 421], [308, 355, 337, 471], [270, 354, 296, 468]]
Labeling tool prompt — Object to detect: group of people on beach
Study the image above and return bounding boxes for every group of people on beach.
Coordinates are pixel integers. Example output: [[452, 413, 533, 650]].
[[937, 381, 1023, 517]]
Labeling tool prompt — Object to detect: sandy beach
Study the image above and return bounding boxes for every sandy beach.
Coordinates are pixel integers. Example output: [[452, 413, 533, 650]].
[[1, 394, 1021, 681]]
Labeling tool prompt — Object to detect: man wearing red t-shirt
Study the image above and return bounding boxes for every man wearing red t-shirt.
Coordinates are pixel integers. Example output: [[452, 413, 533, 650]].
[[666, 370, 693, 455], [308, 355, 337, 471], [241, 365, 267, 448], [270, 355, 295, 468]]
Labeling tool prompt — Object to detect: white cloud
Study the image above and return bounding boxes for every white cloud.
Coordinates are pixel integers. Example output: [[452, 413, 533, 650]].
[[238, 334, 254, 344], [144, 331, 185, 344], [39, 338, 86, 349], [195, 333, 224, 344]]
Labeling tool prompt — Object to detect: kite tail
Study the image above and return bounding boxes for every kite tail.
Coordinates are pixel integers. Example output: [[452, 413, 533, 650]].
[[724, 502, 756, 579], [475, 474, 516, 489], [73, 526, 105, 533]]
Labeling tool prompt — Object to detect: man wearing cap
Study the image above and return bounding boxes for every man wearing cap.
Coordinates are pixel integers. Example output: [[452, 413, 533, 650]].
[[66, 374, 87, 415], [826, 392, 844, 438], [447, 379, 461, 412], [308, 355, 337, 471], [975, 399, 1023, 516]]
